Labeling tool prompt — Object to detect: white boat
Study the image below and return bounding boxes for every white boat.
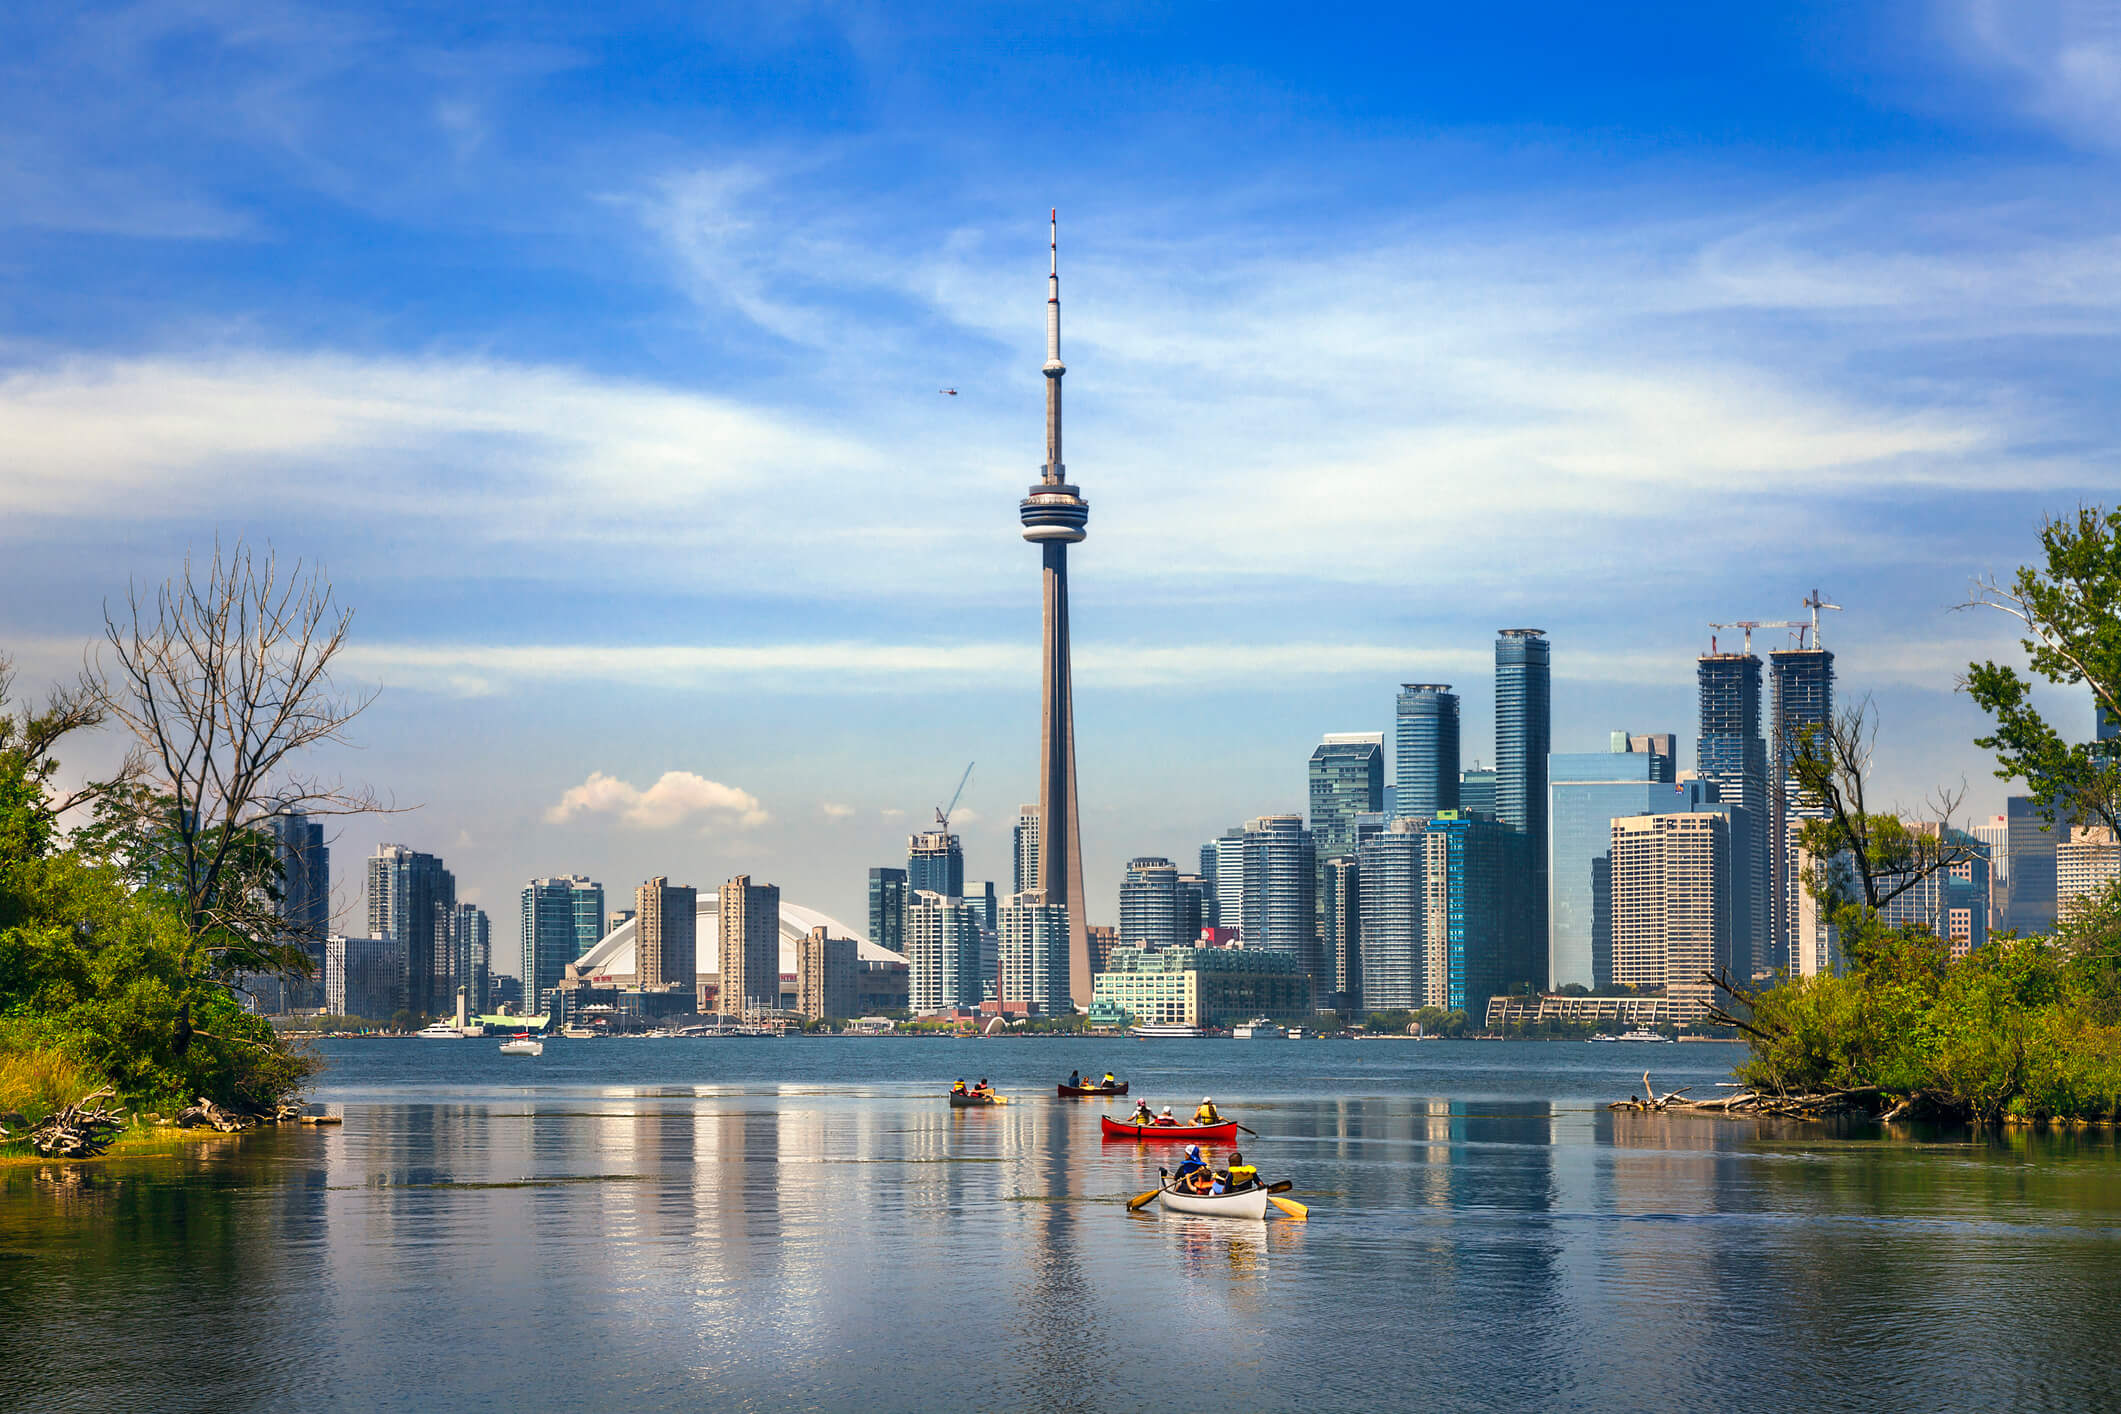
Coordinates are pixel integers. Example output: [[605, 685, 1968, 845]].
[[1130, 1023, 1206, 1039], [498, 1035, 544, 1056], [1285, 1027, 1307, 1040], [416, 1019, 465, 1039], [1231, 1017, 1284, 1040], [1156, 1182, 1270, 1219], [1617, 1029, 1671, 1043]]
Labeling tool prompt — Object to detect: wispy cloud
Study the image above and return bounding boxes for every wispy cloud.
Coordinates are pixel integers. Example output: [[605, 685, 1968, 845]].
[[819, 801, 856, 819], [1935, 0, 2121, 153], [545, 770, 767, 829]]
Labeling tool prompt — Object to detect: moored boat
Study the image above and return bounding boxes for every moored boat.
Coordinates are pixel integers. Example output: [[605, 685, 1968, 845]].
[[498, 1034, 543, 1056], [1156, 1181, 1270, 1219], [1129, 1023, 1205, 1038], [1100, 1115, 1238, 1142], [1231, 1017, 1284, 1040], [1058, 1081, 1129, 1096]]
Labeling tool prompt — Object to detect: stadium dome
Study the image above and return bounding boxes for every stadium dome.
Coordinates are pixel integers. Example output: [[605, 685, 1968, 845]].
[[572, 892, 904, 981]]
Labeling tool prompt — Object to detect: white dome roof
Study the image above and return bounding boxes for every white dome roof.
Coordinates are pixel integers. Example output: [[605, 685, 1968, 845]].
[[573, 891, 903, 980]]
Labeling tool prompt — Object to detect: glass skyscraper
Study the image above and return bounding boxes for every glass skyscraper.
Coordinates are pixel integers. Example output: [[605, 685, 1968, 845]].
[[266, 808, 329, 1008], [868, 867, 908, 956], [1013, 806, 1041, 896], [370, 844, 455, 1018], [1118, 857, 1181, 948], [1213, 829, 1246, 937], [1696, 652, 1767, 980], [1548, 742, 1701, 988], [907, 830, 964, 901], [1496, 628, 1551, 980], [908, 890, 982, 1013], [1309, 732, 1385, 856], [521, 875, 602, 1017], [1769, 646, 1834, 973], [1419, 813, 1513, 1017], [1458, 768, 1498, 818], [1321, 855, 1360, 1013], [1242, 814, 1319, 989], [1355, 821, 1423, 1011], [1394, 684, 1460, 820]]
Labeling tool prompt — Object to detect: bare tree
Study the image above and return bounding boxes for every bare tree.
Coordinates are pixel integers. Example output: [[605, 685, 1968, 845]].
[[99, 542, 390, 981], [0, 651, 141, 831]]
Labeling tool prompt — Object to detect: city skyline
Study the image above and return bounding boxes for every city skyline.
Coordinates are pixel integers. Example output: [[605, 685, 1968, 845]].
[[6, 5, 2120, 972]]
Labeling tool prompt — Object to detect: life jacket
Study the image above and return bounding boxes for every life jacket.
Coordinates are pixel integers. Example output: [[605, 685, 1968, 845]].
[[1195, 1106, 1219, 1123], [1229, 1164, 1257, 1186]]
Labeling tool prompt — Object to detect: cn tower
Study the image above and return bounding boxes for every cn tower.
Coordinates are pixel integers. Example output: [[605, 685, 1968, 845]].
[[1019, 209, 1093, 1007]]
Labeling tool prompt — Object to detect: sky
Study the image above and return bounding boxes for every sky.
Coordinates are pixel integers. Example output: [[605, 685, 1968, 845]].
[[4, 1, 2119, 973]]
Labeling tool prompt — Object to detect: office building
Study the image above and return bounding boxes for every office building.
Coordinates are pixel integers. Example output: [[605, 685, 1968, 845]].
[[908, 890, 983, 1013], [636, 877, 698, 992], [1310, 732, 1385, 857], [867, 867, 908, 958], [1119, 857, 1181, 949], [718, 875, 781, 1016], [1000, 893, 1072, 1013], [1321, 855, 1360, 1013], [1418, 813, 1518, 1016], [1197, 843, 1220, 927], [1213, 829, 1246, 937], [1091, 944, 1311, 1028], [368, 844, 455, 1017], [1611, 812, 1730, 1023], [1356, 819, 1424, 1011], [1548, 739, 1701, 988], [521, 875, 602, 1017], [797, 926, 858, 1021], [448, 903, 491, 1014], [1876, 826, 1990, 958], [1696, 652, 1767, 980], [1458, 767, 1497, 820], [325, 933, 402, 1020], [907, 830, 964, 901], [1395, 684, 1461, 819], [1176, 873, 1209, 944], [2059, 827, 2121, 919], [1998, 796, 2059, 936], [1013, 806, 1041, 897], [1769, 645, 1835, 972], [1496, 628, 1551, 972], [266, 808, 330, 1005], [1242, 814, 1319, 983]]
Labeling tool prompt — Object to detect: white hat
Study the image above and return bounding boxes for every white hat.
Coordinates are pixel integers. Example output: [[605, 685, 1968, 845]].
[[1201, 1096, 1212, 1103]]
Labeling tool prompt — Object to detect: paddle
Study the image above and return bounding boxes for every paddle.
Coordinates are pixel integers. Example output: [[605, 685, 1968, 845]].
[[1265, 1180, 1292, 1194], [1268, 1194, 1308, 1220], [1127, 1167, 1169, 1212], [1233, 1123, 1258, 1137]]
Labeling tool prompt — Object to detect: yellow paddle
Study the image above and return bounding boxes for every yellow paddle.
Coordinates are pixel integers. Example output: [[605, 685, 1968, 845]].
[[1268, 1194, 1308, 1220]]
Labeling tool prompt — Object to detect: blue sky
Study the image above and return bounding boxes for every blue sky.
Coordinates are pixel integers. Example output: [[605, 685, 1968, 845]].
[[5, 1, 2119, 969]]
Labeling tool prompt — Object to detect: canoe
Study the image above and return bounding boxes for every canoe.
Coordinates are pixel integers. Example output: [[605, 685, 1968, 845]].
[[949, 1093, 1004, 1107], [1156, 1182, 1270, 1219], [1100, 1115, 1238, 1141], [1058, 1082, 1128, 1096]]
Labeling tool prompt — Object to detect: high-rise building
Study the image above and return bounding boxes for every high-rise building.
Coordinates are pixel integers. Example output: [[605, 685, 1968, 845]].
[[1242, 814, 1319, 990], [324, 933, 402, 1020], [448, 903, 491, 1014], [1611, 811, 1731, 1023], [1309, 732, 1385, 857], [907, 831, 964, 901], [1876, 825, 1990, 958], [520, 875, 601, 1017], [1394, 684, 1461, 820], [368, 844, 455, 1018], [1118, 857, 1181, 949], [266, 808, 330, 1004], [719, 875, 781, 1017], [964, 879, 1000, 1002], [1496, 628, 1551, 974], [1013, 806, 1041, 897], [1769, 645, 1835, 973], [2058, 827, 2121, 919], [1213, 830, 1246, 937], [1548, 739, 1701, 988], [2000, 796, 2059, 936], [1321, 854, 1361, 1014], [964, 879, 1000, 936], [1176, 874, 1209, 944], [1696, 651, 1767, 981], [908, 890, 983, 1013], [1356, 820, 1424, 1011], [636, 877, 698, 991], [1000, 892, 1072, 1013], [1197, 842, 1220, 926], [1418, 814, 1516, 1016], [1019, 211, 1093, 1007], [867, 867, 907, 957], [797, 926, 858, 1021], [1458, 768, 1498, 819]]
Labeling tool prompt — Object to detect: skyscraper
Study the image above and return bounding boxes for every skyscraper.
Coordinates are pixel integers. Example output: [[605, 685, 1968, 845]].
[[867, 866, 908, 957], [1322, 854, 1362, 1013], [1496, 628, 1551, 974], [1769, 644, 1834, 973], [1309, 732, 1385, 857], [907, 830, 964, 901], [1458, 767, 1498, 818], [1118, 857, 1181, 949], [1395, 684, 1461, 819], [1175, 873, 1209, 944], [1242, 814, 1319, 990], [1019, 210, 1092, 1008], [449, 903, 491, 1014], [1548, 739, 1701, 988], [266, 808, 330, 1003], [719, 875, 781, 1017], [1000, 892, 1071, 1014], [909, 890, 982, 1013], [368, 844, 455, 1017], [797, 927, 858, 1021], [1357, 820, 1425, 1010], [1013, 806, 1041, 897], [636, 876, 698, 991], [1213, 829, 1246, 937], [1696, 651, 1766, 981], [2000, 796, 2059, 936], [1611, 811, 1731, 1022], [1418, 814, 1515, 1016], [521, 875, 602, 1017]]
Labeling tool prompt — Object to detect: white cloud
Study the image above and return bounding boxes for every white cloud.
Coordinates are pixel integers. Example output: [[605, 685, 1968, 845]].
[[1938, 0, 2121, 153], [819, 801, 855, 818], [545, 770, 767, 829]]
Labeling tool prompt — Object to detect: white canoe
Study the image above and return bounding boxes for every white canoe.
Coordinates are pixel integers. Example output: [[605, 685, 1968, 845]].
[[1156, 1183, 1270, 1219]]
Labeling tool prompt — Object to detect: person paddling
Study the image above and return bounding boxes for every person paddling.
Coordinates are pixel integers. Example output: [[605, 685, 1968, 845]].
[[1194, 1096, 1222, 1125], [1067, 1069, 1081, 1088], [1154, 1106, 1178, 1126], [951, 1079, 968, 1097], [1130, 1099, 1155, 1126], [1102, 1072, 1116, 1089], [1173, 1144, 1208, 1182]]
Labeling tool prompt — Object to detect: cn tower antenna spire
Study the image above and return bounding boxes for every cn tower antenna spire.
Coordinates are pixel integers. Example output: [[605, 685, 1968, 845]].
[[1043, 208, 1064, 482]]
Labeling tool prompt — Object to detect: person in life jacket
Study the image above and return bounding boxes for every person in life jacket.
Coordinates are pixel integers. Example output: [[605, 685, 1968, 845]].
[[1194, 1096, 1222, 1125], [1130, 1099, 1155, 1125], [1173, 1144, 1207, 1182], [1224, 1151, 1257, 1190], [973, 1077, 992, 1098], [951, 1079, 968, 1096], [1102, 1072, 1116, 1088], [1155, 1106, 1178, 1125], [1067, 1070, 1081, 1088]]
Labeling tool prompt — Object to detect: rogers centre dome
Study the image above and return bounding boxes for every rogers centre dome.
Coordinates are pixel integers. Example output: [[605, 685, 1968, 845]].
[[571, 892, 905, 981]]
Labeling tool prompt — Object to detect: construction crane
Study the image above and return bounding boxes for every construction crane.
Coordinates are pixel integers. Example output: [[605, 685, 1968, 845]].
[[1803, 588, 1842, 649], [935, 761, 974, 831], [1707, 620, 1805, 655]]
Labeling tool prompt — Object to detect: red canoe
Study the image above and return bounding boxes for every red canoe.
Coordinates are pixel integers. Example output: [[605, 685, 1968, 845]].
[[1100, 1115, 1239, 1142]]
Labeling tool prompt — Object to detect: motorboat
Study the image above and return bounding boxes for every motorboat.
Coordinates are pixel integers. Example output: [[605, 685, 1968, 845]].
[[1100, 1115, 1238, 1142], [1231, 1018, 1284, 1040], [498, 1034, 543, 1056], [1617, 1029, 1672, 1043], [417, 1019, 465, 1039], [1285, 1027, 1307, 1040], [1129, 1023, 1205, 1039]]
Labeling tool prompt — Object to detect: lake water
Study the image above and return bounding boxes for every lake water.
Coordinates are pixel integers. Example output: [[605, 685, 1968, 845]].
[[5, 1037, 2120, 1412]]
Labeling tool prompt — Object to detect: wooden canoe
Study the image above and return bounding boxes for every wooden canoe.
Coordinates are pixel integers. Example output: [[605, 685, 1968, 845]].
[[1058, 1082, 1128, 1096], [1100, 1115, 1238, 1141]]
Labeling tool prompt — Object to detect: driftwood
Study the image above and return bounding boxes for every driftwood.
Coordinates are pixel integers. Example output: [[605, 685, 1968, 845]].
[[1610, 1073, 1895, 1119], [27, 1088, 129, 1157], [173, 1096, 254, 1132]]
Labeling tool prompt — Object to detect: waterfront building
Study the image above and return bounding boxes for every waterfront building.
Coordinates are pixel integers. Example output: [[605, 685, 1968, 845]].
[[1242, 814, 1319, 983], [1611, 812, 1730, 1023], [1496, 628, 1551, 973], [1000, 892, 1071, 1013], [1119, 857, 1181, 949], [1875, 826, 1990, 958], [1548, 739, 1701, 989], [797, 926, 858, 1020], [1019, 211, 1094, 1006], [867, 867, 908, 958], [1013, 806, 1041, 896], [1769, 645, 1834, 972], [1485, 992, 1673, 1028], [1321, 855, 1360, 1013], [1196, 843, 1220, 927], [1213, 829, 1246, 937], [1176, 873, 1209, 944], [1310, 732, 1385, 857], [1696, 651, 1767, 981], [1418, 813, 1517, 1016], [1091, 944, 1311, 1028], [636, 877, 699, 992], [718, 875, 781, 1017], [907, 890, 983, 1013], [266, 808, 329, 1005], [324, 933, 402, 1020], [368, 844, 455, 1017], [1394, 684, 1461, 819], [520, 875, 602, 1017], [1999, 796, 2059, 936], [449, 903, 491, 1014], [1356, 819, 1424, 1011], [906, 830, 964, 901], [1458, 767, 1497, 820], [2059, 826, 2121, 919]]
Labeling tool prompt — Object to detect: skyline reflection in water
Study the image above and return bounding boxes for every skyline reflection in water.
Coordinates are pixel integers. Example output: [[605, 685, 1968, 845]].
[[4, 1040, 2120, 1412]]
